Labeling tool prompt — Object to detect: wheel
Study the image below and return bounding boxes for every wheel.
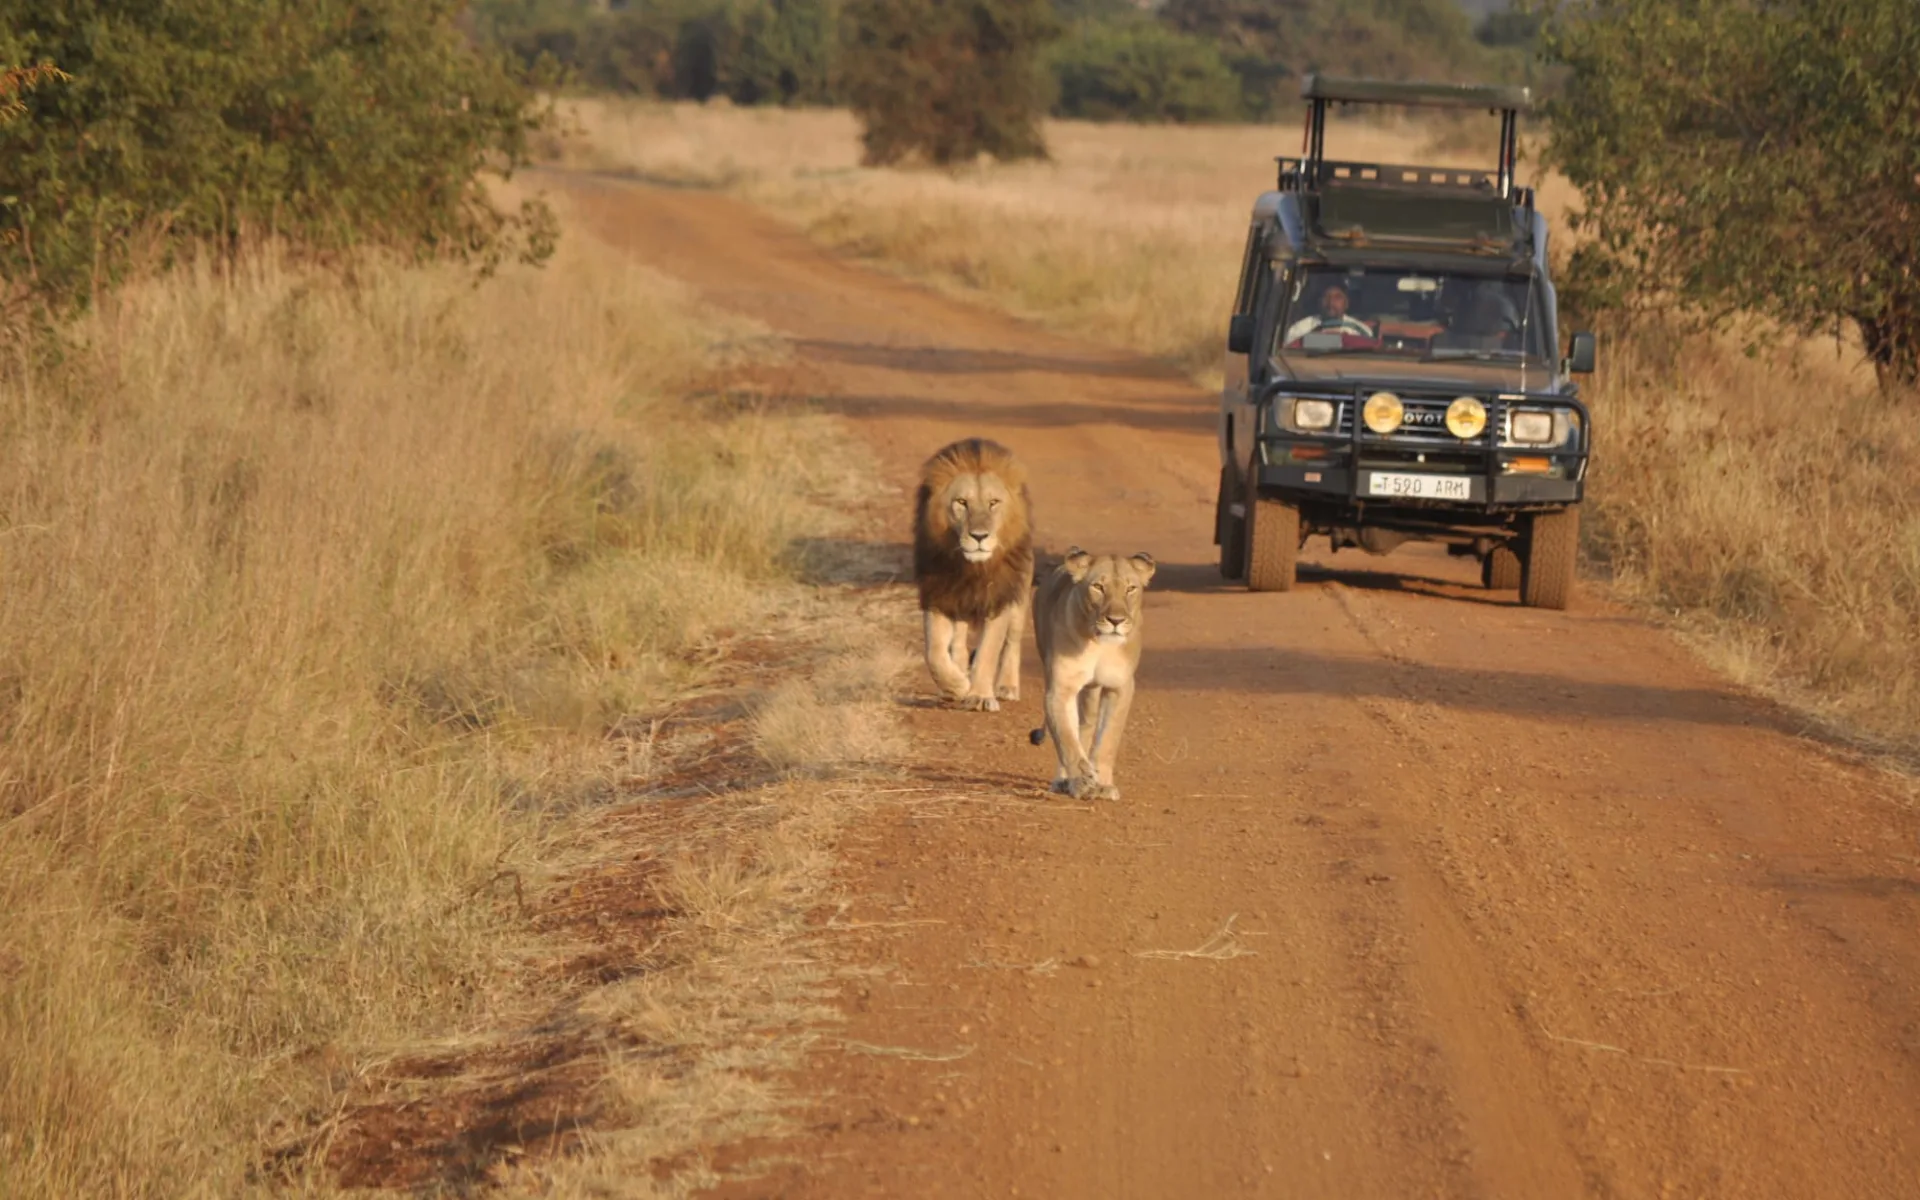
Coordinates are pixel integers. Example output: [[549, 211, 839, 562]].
[[1215, 467, 1246, 580], [1520, 508, 1579, 610], [1244, 473, 1299, 593], [1482, 543, 1522, 590]]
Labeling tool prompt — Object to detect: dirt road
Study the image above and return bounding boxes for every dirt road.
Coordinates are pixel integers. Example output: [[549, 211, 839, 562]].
[[554, 171, 1920, 1199]]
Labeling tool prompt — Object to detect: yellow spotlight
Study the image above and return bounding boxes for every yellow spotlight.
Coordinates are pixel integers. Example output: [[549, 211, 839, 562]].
[[1446, 396, 1488, 439], [1362, 391, 1404, 434]]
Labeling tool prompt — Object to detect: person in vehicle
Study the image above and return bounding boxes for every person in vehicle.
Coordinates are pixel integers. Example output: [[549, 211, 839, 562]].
[[1283, 282, 1375, 344], [1432, 284, 1520, 353]]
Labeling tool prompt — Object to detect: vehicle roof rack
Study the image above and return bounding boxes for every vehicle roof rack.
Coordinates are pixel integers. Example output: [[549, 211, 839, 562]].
[[1299, 74, 1532, 114], [1291, 74, 1530, 201]]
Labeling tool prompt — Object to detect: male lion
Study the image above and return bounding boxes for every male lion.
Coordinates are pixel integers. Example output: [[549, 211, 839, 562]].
[[912, 437, 1034, 712], [1026, 548, 1156, 800]]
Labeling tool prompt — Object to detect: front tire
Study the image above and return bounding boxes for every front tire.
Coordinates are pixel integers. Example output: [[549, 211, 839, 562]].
[[1521, 509, 1579, 610], [1216, 467, 1247, 580], [1245, 476, 1299, 593], [1482, 544, 1522, 591]]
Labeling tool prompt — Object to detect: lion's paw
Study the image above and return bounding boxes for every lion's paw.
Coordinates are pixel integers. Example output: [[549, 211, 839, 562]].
[[957, 693, 1001, 713], [996, 683, 1020, 701]]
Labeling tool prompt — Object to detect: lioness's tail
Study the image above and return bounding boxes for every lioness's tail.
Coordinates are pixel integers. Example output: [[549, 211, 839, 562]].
[[1028, 726, 1046, 746]]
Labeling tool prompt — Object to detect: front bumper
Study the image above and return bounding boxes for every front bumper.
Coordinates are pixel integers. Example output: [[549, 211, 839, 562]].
[[1254, 387, 1589, 513], [1258, 461, 1582, 506]]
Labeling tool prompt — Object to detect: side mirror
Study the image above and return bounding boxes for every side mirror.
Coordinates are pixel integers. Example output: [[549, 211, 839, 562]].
[[1227, 313, 1255, 355], [1567, 330, 1597, 374]]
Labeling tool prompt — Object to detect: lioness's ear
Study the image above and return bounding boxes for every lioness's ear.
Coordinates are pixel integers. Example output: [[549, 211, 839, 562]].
[[1128, 552, 1157, 584], [1062, 548, 1093, 580]]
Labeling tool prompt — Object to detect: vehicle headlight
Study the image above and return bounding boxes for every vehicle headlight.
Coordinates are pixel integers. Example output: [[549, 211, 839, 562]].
[[1362, 391, 1403, 434], [1446, 396, 1488, 440], [1509, 410, 1555, 444], [1291, 398, 1336, 431]]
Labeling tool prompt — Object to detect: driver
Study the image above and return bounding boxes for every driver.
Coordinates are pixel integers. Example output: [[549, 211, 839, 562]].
[[1284, 283, 1374, 344]]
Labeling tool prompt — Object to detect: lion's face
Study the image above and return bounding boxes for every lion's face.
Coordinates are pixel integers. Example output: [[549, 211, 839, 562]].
[[938, 471, 1016, 564], [1063, 551, 1156, 643]]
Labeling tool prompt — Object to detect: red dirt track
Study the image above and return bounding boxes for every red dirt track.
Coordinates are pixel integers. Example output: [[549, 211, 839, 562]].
[[555, 170, 1920, 1200]]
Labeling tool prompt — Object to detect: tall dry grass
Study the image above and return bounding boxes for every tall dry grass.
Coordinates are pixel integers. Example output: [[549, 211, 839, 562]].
[[0, 198, 852, 1195], [552, 98, 1919, 757]]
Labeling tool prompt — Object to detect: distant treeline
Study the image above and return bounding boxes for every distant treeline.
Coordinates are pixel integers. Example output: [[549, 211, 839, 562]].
[[471, 0, 1544, 123]]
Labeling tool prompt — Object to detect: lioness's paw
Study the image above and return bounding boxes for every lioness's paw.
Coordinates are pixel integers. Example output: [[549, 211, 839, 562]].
[[958, 694, 1001, 713], [1065, 773, 1104, 801], [1092, 784, 1121, 802], [996, 683, 1020, 701]]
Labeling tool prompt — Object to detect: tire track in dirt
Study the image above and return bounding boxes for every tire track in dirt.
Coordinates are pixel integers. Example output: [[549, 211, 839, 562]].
[[548, 170, 1920, 1199]]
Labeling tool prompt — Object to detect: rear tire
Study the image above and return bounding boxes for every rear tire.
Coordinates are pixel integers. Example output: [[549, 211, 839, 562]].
[[1482, 544, 1522, 591], [1245, 476, 1299, 593], [1521, 509, 1579, 610], [1216, 467, 1247, 580]]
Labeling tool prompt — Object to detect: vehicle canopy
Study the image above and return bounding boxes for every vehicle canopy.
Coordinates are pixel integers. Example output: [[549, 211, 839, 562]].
[[1274, 73, 1541, 266]]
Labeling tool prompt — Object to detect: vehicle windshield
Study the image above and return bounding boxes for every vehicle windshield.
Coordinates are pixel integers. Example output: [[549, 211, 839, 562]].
[[1275, 266, 1548, 364]]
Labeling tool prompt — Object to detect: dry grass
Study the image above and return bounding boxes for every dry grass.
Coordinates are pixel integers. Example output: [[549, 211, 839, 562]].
[[552, 98, 1920, 758], [0, 179, 887, 1196]]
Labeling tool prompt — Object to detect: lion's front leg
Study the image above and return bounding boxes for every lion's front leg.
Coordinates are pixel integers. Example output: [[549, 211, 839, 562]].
[[959, 608, 1011, 712], [947, 618, 971, 675], [1045, 676, 1099, 798], [994, 589, 1027, 701], [1086, 681, 1134, 801], [923, 610, 971, 699]]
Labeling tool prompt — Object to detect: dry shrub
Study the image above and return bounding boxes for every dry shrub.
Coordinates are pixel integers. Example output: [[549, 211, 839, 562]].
[[556, 99, 1919, 755], [752, 640, 911, 772], [0, 202, 845, 1195], [1580, 325, 1920, 750]]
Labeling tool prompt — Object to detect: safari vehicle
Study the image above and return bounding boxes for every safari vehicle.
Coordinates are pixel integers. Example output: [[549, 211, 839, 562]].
[[1214, 75, 1597, 609]]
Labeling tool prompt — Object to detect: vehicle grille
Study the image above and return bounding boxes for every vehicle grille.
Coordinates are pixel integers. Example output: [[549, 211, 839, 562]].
[[1334, 391, 1495, 446]]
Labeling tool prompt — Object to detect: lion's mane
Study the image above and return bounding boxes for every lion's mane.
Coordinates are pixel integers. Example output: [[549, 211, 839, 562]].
[[911, 437, 1034, 625]]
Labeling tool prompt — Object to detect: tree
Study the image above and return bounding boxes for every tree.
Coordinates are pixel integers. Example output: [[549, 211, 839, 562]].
[[1047, 19, 1243, 123], [841, 0, 1060, 166], [0, 1, 553, 320], [1162, 0, 1495, 118], [1546, 0, 1920, 391]]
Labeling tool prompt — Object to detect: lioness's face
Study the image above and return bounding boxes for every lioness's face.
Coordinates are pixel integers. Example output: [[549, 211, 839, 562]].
[[942, 472, 1013, 563], [1070, 553, 1156, 643]]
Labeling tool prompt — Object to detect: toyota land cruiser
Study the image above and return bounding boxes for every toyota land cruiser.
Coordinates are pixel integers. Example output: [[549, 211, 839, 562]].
[[1215, 75, 1597, 609]]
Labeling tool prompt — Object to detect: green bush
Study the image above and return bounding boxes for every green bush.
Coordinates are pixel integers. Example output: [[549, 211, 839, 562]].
[[1047, 19, 1243, 123], [0, 1, 551, 322], [1546, 0, 1920, 391], [477, 0, 839, 106], [1161, 0, 1501, 117], [842, 0, 1059, 166]]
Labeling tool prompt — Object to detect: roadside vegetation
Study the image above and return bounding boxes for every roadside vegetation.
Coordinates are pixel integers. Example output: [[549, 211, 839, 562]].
[[0, 180, 905, 1194], [553, 98, 1920, 758], [2, 5, 905, 1194], [475, 0, 1545, 125]]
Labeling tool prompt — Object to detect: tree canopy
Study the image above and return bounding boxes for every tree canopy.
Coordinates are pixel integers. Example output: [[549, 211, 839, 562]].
[[0, 0, 552, 320], [841, 0, 1059, 166], [1546, 0, 1920, 390]]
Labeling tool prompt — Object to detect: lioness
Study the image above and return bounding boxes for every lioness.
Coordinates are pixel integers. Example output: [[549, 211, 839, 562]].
[[911, 437, 1034, 712], [1026, 548, 1156, 800]]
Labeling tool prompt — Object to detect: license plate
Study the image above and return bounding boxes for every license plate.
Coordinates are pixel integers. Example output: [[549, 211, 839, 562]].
[[1364, 471, 1478, 501]]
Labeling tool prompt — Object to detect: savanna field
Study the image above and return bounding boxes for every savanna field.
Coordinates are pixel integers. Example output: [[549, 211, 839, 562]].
[[551, 98, 1920, 758], [0, 186, 912, 1195], [3, 86, 1918, 1199]]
